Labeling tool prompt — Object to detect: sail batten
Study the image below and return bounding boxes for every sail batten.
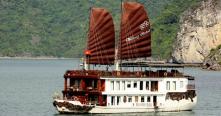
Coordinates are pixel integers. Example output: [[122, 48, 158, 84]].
[[119, 2, 151, 60], [90, 43, 114, 53], [121, 40, 151, 51], [89, 29, 114, 48]]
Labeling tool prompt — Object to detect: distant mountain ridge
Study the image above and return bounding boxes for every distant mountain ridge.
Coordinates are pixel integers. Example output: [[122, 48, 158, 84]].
[[0, 0, 201, 58]]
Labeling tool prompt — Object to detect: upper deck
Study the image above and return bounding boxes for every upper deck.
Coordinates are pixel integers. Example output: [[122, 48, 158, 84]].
[[64, 70, 193, 78], [64, 63, 194, 80]]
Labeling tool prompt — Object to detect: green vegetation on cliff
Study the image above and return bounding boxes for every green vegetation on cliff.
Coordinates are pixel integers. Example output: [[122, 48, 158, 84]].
[[207, 45, 221, 65], [0, 0, 201, 58], [151, 0, 201, 59], [203, 45, 221, 70]]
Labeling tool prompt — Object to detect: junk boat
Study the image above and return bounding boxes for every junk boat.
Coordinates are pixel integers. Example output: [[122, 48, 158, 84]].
[[53, 2, 197, 114]]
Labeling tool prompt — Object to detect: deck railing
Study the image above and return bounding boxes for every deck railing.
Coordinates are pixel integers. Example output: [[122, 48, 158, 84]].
[[65, 70, 186, 78], [67, 86, 99, 92]]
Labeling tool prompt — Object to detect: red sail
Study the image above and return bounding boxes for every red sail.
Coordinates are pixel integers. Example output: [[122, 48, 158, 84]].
[[119, 2, 151, 60], [86, 8, 115, 65]]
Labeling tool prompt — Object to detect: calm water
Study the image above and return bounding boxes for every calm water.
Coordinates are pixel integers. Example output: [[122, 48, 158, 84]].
[[0, 59, 221, 116]]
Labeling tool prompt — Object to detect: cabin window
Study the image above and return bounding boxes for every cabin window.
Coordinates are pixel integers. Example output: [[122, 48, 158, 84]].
[[74, 79, 80, 88], [117, 96, 121, 105], [147, 96, 151, 102], [166, 81, 170, 90], [141, 96, 144, 102], [86, 80, 92, 88], [116, 81, 120, 90], [146, 81, 149, 90], [74, 80, 78, 87], [140, 81, 143, 90], [111, 96, 115, 105], [89, 96, 98, 105], [111, 81, 114, 90], [180, 81, 183, 88], [92, 80, 97, 89], [128, 96, 132, 102], [151, 81, 158, 91], [134, 82, 137, 88], [172, 81, 176, 90], [122, 81, 125, 90], [102, 95, 107, 105], [123, 96, 127, 103], [135, 96, 138, 102], [127, 81, 131, 88], [92, 80, 94, 88]]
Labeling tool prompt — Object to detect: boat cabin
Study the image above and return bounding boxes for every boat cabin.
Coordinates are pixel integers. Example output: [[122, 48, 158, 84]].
[[61, 63, 195, 108]]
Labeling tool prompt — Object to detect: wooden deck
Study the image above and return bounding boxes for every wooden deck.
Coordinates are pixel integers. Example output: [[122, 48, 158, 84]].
[[64, 69, 194, 79]]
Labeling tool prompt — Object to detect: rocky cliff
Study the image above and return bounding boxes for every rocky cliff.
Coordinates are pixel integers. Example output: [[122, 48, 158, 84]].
[[203, 45, 221, 70], [172, 0, 221, 63]]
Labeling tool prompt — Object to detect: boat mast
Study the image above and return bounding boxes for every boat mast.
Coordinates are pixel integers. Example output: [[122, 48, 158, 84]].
[[115, 0, 123, 71], [84, 2, 93, 70], [115, 48, 120, 71]]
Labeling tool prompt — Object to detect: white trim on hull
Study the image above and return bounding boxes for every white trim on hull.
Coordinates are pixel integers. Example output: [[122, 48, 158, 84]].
[[54, 97, 197, 114]]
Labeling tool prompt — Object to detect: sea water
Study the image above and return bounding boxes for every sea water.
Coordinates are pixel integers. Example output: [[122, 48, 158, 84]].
[[0, 59, 220, 116]]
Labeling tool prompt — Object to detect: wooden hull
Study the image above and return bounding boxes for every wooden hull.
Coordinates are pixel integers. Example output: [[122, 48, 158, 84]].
[[53, 97, 197, 114]]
